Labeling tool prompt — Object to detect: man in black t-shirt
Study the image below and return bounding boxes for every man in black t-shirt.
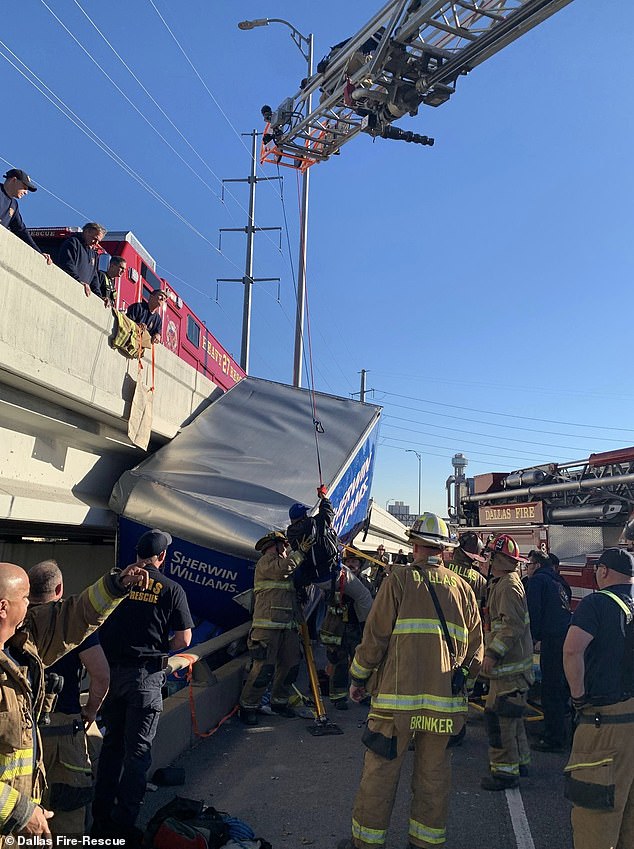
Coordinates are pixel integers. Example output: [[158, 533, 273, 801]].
[[563, 547, 634, 849], [92, 529, 193, 845]]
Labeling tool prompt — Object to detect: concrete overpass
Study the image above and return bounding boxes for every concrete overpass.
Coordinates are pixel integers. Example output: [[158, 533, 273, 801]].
[[0, 225, 220, 580]]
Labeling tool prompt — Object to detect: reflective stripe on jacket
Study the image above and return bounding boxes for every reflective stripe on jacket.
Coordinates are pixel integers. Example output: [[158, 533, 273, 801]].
[[349, 561, 483, 719], [484, 571, 534, 681], [250, 550, 300, 635], [0, 573, 126, 835]]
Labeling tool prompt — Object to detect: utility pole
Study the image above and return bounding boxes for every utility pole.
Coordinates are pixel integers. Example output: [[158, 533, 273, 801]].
[[216, 130, 281, 374], [351, 369, 373, 403]]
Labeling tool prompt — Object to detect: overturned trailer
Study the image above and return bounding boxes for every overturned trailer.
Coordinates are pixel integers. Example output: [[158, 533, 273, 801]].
[[110, 377, 381, 628]]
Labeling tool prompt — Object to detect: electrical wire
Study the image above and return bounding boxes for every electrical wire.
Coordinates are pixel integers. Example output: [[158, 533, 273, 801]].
[[380, 397, 631, 443], [382, 414, 598, 453], [39, 0, 222, 200], [380, 422, 577, 459], [147, 0, 253, 161], [379, 435, 573, 466], [377, 441, 532, 469], [376, 389, 634, 434], [0, 154, 91, 219]]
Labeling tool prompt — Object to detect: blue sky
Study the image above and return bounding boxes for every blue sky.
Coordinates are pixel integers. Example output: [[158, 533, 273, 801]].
[[3, 0, 634, 517]]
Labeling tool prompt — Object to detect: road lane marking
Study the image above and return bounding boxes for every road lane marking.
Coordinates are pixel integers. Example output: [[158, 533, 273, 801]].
[[505, 787, 536, 849]]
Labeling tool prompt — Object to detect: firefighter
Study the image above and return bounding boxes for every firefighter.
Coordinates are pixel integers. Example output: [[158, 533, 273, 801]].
[[318, 560, 373, 710], [480, 534, 534, 790], [563, 547, 634, 849], [337, 512, 483, 849], [0, 560, 148, 840], [446, 532, 488, 610], [239, 531, 311, 726], [286, 486, 336, 587]]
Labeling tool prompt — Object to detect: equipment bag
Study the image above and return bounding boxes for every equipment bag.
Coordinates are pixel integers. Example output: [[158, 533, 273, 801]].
[[144, 796, 229, 849]]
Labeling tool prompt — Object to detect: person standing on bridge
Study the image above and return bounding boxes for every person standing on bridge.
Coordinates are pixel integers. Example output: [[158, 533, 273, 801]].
[[126, 288, 167, 345], [563, 547, 634, 849], [338, 512, 483, 849], [0, 168, 52, 263], [56, 222, 105, 298], [92, 529, 193, 846], [480, 533, 534, 791]]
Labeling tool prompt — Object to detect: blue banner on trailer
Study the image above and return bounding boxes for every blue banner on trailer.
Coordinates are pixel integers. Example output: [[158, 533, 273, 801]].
[[118, 517, 254, 628], [117, 425, 378, 628]]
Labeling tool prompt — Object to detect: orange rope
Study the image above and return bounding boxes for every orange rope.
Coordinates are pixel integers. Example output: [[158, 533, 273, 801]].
[[172, 654, 239, 738]]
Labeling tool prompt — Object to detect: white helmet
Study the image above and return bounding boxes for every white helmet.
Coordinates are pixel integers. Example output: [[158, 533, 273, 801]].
[[406, 512, 458, 549]]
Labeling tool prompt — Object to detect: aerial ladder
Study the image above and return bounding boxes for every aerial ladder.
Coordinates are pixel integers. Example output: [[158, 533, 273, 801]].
[[258, 0, 574, 171]]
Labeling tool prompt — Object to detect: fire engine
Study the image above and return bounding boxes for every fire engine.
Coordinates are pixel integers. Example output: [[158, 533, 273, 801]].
[[29, 227, 244, 392], [446, 449, 634, 607]]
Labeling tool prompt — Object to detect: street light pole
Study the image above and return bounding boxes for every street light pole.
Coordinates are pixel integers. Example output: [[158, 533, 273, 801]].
[[406, 450, 423, 516], [238, 17, 313, 388]]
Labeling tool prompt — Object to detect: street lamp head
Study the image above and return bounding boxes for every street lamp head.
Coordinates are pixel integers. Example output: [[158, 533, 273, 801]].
[[238, 19, 269, 30]]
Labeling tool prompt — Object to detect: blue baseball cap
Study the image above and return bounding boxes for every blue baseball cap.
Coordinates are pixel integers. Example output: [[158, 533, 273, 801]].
[[289, 503, 309, 521]]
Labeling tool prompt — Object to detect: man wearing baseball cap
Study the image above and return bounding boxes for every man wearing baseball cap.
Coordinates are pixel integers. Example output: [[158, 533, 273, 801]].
[[93, 529, 194, 845], [563, 547, 634, 849], [0, 168, 52, 263]]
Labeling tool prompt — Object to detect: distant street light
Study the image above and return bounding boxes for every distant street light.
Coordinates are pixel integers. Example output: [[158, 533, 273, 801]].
[[238, 17, 314, 387], [406, 450, 423, 516], [386, 498, 396, 511]]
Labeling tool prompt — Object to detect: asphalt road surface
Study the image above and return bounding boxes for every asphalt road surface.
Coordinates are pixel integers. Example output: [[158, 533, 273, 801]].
[[140, 698, 572, 849]]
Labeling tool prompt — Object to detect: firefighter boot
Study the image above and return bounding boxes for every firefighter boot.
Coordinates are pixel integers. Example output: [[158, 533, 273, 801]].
[[480, 774, 520, 791], [271, 703, 297, 718], [239, 706, 258, 726]]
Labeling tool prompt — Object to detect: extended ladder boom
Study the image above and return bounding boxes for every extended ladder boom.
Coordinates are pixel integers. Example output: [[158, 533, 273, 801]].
[[260, 0, 574, 170]]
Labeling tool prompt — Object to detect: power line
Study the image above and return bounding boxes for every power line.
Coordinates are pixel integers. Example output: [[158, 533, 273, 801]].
[[39, 0, 222, 200], [377, 441, 531, 469], [380, 422, 582, 459], [382, 413, 598, 452], [379, 434, 574, 467], [376, 388, 634, 434], [146, 0, 252, 160]]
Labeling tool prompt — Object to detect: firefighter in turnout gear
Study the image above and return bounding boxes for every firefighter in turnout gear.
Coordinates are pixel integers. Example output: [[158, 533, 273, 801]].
[[317, 561, 373, 710], [480, 534, 534, 791], [239, 531, 311, 726], [337, 513, 483, 849], [0, 560, 148, 842], [447, 532, 488, 611]]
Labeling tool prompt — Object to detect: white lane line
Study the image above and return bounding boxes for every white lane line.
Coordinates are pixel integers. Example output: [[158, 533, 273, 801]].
[[505, 787, 537, 849]]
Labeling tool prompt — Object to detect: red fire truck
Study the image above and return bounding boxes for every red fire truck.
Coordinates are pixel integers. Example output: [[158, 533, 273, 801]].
[[447, 447, 634, 607], [29, 227, 245, 392]]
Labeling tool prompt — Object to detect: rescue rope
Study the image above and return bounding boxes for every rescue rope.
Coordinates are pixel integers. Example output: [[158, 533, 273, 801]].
[[276, 164, 325, 487], [172, 653, 239, 737]]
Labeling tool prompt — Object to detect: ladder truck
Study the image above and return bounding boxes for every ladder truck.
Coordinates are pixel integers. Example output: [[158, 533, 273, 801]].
[[256, 0, 575, 171], [447, 448, 634, 607]]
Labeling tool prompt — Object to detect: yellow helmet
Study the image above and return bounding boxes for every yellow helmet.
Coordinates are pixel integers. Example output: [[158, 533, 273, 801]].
[[255, 531, 287, 553], [406, 512, 458, 549]]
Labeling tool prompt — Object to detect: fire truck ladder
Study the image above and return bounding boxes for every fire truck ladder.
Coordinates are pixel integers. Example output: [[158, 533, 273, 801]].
[[260, 0, 574, 171]]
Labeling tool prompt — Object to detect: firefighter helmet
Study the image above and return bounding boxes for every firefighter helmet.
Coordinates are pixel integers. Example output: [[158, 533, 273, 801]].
[[255, 531, 287, 553], [406, 512, 458, 548], [490, 533, 526, 563], [459, 531, 485, 562]]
